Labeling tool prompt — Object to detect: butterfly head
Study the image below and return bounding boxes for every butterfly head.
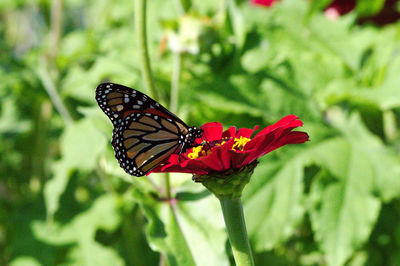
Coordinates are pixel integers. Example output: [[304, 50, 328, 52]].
[[181, 127, 203, 152], [187, 127, 203, 141]]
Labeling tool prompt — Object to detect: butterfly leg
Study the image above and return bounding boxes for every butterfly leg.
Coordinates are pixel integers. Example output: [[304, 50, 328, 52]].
[[200, 136, 211, 151], [178, 143, 186, 163], [205, 141, 211, 151]]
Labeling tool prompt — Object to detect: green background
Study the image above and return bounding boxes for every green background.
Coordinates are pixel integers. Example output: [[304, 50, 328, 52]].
[[1, 0, 400, 265]]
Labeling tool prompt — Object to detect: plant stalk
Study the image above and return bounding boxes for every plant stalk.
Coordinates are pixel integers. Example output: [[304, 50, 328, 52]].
[[38, 58, 73, 124], [135, 0, 173, 200], [49, 0, 62, 59], [165, 172, 172, 199], [169, 52, 182, 114], [383, 109, 397, 143], [219, 197, 254, 266], [135, 0, 158, 99]]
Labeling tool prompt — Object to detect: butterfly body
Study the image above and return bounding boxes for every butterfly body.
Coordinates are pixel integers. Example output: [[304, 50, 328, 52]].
[[96, 83, 202, 176]]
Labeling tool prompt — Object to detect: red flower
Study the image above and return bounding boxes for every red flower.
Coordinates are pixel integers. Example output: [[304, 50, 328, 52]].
[[251, 0, 279, 7], [325, 0, 400, 25], [326, 0, 356, 16], [151, 115, 309, 176]]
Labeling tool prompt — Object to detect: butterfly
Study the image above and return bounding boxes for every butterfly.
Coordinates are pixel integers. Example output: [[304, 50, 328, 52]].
[[95, 83, 203, 176]]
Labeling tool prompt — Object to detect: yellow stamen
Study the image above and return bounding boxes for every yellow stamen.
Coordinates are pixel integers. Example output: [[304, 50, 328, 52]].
[[217, 141, 226, 146], [187, 138, 232, 160], [232, 136, 250, 151], [188, 146, 203, 159]]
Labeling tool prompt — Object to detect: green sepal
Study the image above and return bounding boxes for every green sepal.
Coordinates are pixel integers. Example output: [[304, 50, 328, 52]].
[[193, 161, 258, 199]]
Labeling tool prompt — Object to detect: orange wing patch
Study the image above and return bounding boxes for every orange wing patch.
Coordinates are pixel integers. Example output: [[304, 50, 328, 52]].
[[142, 131, 178, 141], [135, 141, 178, 168], [129, 122, 157, 132], [127, 143, 150, 159], [161, 119, 178, 133], [123, 130, 145, 138]]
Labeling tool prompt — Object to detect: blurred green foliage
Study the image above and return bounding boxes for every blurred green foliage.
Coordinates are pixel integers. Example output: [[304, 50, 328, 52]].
[[1, 0, 400, 265]]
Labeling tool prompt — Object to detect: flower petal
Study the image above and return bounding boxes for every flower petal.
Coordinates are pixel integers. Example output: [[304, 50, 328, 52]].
[[154, 154, 209, 175], [201, 122, 223, 141], [229, 149, 252, 169], [236, 125, 259, 138], [251, 0, 279, 7], [149, 117, 308, 177], [243, 129, 309, 165], [254, 115, 302, 137], [201, 140, 233, 172], [222, 126, 237, 139]]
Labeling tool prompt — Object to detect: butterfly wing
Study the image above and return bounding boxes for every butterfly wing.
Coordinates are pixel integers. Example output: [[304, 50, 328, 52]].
[[95, 83, 195, 176], [95, 83, 187, 126], [112, 112, 188, 176]]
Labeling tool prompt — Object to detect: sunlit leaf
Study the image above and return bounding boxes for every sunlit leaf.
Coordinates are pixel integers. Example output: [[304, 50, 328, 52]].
[[9, 256, 41, 266], [307, 113, 400, 265], [133, 188, 196, 266], [243, 154, 307, 250], [133, 180, 229, 266], [33, 195, 123, 265], [0, 98, 31, 133], [44, 119, 107, 217]]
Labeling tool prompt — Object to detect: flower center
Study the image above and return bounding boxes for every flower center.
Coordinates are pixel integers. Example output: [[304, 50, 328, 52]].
[[188, 146, 204, 159], [187, 136, 250, 159], [188, 144, 214, 159], [232, 136, 250, 151]]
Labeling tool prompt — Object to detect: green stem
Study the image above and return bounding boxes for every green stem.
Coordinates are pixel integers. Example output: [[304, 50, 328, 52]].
[[216, 0, 228, 26], [165, 172, 172, 199], [219, 197, 254, 266], [135, 0, 158, 99], [135, 0, 172, 202], [169, 52, 182, 114], [49, 0, 62, 59], [38, 57, 73, 124], [383, 109, 397, 143]]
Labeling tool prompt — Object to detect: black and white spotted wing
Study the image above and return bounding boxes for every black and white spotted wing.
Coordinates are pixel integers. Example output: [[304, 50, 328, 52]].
[[96, 83, 186, 126], [95, 83, 203, 176]]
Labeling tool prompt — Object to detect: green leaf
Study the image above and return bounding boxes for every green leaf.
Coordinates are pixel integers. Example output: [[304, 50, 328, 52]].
[[356, 0, 385, 16], [44, 119, 107, 217], [33, 195, 123, 265], [318, 57, 400, 110], [60, 119, 107, 170], [191, 0, 220, 14], [306, 0, 333, 17], [9, 256, 41, 266], [0, 98, 31, 134], [61, 56, 140, 103], [358, 72, 400, 110], [309, 168, 380, 266], [44, 161, 71, 218], [133, 188, 196, 266], [259, 79, 321, 121], [327, 112, 400, 201], [243, 154, 307, 250], [67, 241, 124, 266], [58, 31, 94, 67], [241, 44, 273, 74], [228, 0, 246, 51], [133, 179, 228, 266], [175, 190, 229, 266], [197, 93, 265, 117], [34, 195, 121, 243], [306, 113, 400, 265], [243, 0, 362, 71]]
